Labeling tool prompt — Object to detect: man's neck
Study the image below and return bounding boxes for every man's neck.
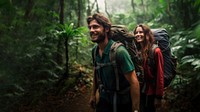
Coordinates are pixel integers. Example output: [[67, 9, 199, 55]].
[[98, 37, 109, 51], [97, 37, 109, 58]]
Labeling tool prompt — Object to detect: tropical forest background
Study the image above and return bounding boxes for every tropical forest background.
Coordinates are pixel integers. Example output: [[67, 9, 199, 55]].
[[0, 0, 200, 112]]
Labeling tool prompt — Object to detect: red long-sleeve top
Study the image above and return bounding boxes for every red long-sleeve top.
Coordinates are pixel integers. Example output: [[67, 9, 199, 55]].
[[142, 47, 164, 98]]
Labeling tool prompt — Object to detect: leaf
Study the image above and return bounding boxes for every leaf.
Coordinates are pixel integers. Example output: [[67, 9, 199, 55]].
[[186, 44, 194, 48], [191, 59, 200, 66], [192, 59, 200, 70], [194, 24, 200, 41], [14, 84, 24, 92], [181, 55, 195, 65]]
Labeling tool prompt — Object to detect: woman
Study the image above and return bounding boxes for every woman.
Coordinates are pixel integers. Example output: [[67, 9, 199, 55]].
[[133, 24, 164, 112]]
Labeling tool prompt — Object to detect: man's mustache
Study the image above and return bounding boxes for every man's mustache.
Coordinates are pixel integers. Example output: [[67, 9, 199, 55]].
[[90, 32, 96, 37]]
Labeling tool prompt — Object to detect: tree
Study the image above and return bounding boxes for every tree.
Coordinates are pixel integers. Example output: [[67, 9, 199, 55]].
[[24, 0, 34, 19], [104, 0, 112, 21], [54, 23, 86, 78], [57, 0, 64, 67], [131, 0, 135, 13], [95, 0, 99, 12]]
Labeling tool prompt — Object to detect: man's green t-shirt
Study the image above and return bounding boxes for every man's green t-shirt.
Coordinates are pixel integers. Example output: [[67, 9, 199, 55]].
[[93, 39, 135, 104]]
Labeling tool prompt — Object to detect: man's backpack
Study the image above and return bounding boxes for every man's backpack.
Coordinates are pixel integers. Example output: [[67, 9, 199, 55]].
[[110, 25, 144, 84], [149, 29, 177, 88]]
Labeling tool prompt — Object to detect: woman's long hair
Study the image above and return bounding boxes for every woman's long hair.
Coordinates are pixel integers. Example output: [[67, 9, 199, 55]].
[[133, 24, 155, 62]]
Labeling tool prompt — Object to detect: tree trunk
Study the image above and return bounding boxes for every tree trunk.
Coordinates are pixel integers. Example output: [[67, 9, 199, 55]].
[[104, 0, 112, 21], [77, 0, 81, 27], [87, 0, 91, 16], [76, 0, 82, 62], [65, 35, 69, 78], [24, 0, 34, 19], [131, 0, 135, 13], [58, 0, 68, 78], [181, 1, 194, 28], [59, 0, 64, 25], [141, 0, 145, 20], [95, 0, 99, 13]]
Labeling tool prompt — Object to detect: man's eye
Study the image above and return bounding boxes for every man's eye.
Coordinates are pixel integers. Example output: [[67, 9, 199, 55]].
[[88, 24, 100, 30], [93, 25, 99, 29]]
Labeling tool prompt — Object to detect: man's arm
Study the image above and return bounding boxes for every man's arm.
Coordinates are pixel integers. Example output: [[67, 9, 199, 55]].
[[124, 70, 140, 112], [89, 68, 98, 109]]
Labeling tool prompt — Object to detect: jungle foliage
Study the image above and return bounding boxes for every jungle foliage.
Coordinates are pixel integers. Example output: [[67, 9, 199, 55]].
[[0, 0, 199, 112]]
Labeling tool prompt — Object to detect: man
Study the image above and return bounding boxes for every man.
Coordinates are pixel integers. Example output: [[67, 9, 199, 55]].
[[87, 13, 140, 112]]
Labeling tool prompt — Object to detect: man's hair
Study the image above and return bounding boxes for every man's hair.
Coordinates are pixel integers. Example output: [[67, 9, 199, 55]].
[[87, 13, 112, 36]]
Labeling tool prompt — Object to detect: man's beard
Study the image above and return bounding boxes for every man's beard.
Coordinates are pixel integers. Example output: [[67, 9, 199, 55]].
[[91, 32, 106, 43]]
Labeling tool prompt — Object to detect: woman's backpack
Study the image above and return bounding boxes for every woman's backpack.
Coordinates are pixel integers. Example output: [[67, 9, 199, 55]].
[[149, 29, 177, 88]]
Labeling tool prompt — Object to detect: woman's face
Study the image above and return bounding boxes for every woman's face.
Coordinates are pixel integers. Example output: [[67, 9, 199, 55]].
[[134, 26, 144, 43]]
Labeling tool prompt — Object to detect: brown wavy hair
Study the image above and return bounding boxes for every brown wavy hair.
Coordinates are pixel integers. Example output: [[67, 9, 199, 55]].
[[87, 13, 112, 37]]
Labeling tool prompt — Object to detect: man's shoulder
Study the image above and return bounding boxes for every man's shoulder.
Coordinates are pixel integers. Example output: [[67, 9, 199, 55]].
[[114, 43, 127, 53], [110, 41, 125, 51]]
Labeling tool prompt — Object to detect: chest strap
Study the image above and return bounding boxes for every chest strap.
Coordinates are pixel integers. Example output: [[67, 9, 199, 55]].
[[95, 61, 116, 70]]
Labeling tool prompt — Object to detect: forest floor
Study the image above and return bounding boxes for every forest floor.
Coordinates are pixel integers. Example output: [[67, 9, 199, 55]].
[[16, 67, 198, 112], [18, 86, 172, 112], [18, 87, 94, 112], [18, 85, 198, 112]]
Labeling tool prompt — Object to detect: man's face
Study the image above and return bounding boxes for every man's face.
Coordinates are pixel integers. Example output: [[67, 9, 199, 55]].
[[88, 20, 106, 43]]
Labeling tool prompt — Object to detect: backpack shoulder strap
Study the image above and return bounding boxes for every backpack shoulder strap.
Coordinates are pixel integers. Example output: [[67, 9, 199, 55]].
[[148, 44, 159, 74], [109, 42, 124, 112], [110, 42, 123, 62], [92, 45, 99, 87], [149, 44, 159, 59], [92, 45, 98, 66], [109, 42, 123, 91]]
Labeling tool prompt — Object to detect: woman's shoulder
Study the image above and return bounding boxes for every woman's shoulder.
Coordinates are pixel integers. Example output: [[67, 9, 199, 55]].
[[154, 47, 161, 53]]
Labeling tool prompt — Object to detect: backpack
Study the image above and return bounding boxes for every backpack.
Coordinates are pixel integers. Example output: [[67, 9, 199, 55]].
[[110, 25, 144, 84], [149, 28, 177, 88]]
